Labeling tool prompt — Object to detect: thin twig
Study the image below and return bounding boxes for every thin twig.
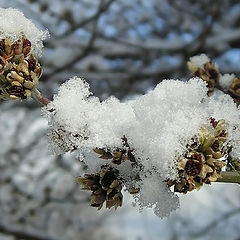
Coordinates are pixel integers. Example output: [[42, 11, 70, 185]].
[[46, 2, 100, 79], [55, 0, 115, 39], [31, 88, 50, 106], [217, 171, 240, 184]]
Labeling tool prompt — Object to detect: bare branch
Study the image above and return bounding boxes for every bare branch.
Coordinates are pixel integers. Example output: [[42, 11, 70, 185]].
[[56, 0, 115, 39], [46, 7, 100, 79], [217, 171, 240, 184], [31, 88, 51, 106]]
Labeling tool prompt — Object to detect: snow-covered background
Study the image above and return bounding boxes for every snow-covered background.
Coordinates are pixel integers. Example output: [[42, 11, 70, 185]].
[[0, 0, 240, 239]]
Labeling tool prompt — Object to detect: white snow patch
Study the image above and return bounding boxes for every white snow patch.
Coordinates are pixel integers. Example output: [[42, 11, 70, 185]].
[[189, 53, 210, 68], [136, 174, 179, 218], [0, 8, 49, 56], [218, 73, 235, 91]]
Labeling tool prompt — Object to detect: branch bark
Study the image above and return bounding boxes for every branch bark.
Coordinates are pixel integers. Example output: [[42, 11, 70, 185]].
[[217, 171, 240, 184], [31, 88, 50, 106]]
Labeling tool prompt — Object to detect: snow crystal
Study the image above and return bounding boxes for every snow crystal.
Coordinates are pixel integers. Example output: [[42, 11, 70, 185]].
[[43, 76, 240, 218], [189, 54, 210, 68], [218, 73, 235, 91], [0, 8, 49, 56]]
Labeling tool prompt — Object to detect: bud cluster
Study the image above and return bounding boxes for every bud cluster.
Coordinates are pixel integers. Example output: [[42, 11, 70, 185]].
[[187, 60, 219, 95], [168, 118, 227, 193], [229, 77, 240, 102], [93, 137, 136, 164], [77, 137, 140, 209], [0, 35, 42, 100], [188, 54, 240, 105], [77, 165, 123, 210]]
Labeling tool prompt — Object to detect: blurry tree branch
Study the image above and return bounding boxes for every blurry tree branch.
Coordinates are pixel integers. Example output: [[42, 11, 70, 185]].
[[100, 1, 221, 55], [46, 1, 101, 79], [26, 0, 239, 99], [56, 0, 116, 39], [0, 223, 59, 240], [190, 207, 240, 237]]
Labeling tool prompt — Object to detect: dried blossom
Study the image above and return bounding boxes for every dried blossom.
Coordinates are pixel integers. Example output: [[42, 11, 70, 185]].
[[168, 119, 227, 193], [77, 165, 123, 210], [229, 77, 240, 102], [93, 136, 136, 165]]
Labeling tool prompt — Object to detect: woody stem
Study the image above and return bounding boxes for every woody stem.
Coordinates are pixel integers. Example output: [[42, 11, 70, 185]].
[[31, 88, 50, 106], [216, 171, 240, 184]]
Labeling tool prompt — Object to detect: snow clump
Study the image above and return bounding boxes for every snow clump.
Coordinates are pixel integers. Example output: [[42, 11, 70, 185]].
[[189, 53, 211, 69], [218, 73, 235, 91], [0, 8, 49, 56]]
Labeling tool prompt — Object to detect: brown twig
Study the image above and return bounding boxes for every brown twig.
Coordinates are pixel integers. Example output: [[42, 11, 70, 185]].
[[31, 88, 50, 106]]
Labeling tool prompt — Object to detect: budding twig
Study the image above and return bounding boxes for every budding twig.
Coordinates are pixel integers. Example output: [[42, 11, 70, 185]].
[[31, 88, 50, 106], [217, 171, 240, 184]]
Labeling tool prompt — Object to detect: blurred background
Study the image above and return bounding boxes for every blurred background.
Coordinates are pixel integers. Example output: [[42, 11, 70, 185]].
[[0, 0, 240, 239]]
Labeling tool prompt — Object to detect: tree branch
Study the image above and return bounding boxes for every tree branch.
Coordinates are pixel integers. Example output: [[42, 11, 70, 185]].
[[56, 0, 115, 39], [31, 88, 50, 106], [217, 171, 240, 184]]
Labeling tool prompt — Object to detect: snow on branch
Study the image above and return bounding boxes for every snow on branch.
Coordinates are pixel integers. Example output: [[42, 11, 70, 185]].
[[42, 75, 240, 218]]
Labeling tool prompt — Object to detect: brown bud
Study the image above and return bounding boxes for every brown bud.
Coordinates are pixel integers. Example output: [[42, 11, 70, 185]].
[[0, 35, 42, 100], [185, 159, 203, 176]]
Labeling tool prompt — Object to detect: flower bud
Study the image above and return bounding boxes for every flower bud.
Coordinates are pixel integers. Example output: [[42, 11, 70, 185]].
[[77, 165, 123, 210], [0, 35, 42, 100], [168, 118, 227, 194], [188, 56, 219, 95]]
